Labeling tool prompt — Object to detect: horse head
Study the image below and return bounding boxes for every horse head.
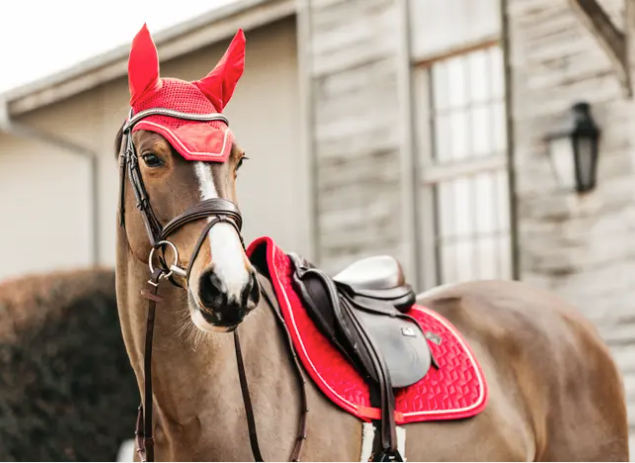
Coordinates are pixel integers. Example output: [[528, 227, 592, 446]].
[[118, 24, 259, 332]]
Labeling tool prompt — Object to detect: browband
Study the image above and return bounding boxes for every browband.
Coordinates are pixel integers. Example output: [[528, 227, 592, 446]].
[[123, 107, 229, 132]]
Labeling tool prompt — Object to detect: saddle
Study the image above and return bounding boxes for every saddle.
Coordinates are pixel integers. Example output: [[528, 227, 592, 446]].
[[288, 254, 436, 461]]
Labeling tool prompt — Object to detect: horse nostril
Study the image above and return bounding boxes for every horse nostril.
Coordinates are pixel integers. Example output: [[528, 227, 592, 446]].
[[241, 271, 260, 309], [199, 268, 226, 307]]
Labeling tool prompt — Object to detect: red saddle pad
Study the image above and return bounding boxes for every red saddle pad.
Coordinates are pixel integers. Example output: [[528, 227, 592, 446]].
[[247, 237, 488, 424]]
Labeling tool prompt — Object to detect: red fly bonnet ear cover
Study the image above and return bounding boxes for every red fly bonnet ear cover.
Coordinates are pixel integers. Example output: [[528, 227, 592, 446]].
[[127, 24, 245, 162]]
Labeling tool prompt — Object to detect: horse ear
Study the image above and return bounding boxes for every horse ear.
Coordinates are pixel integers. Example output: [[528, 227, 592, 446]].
[[128, 23, 161, 106], [194, 29, 246, 112]]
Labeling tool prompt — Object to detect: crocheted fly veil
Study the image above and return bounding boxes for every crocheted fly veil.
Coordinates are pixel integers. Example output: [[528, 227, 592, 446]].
[[127, 24, 246, 162]]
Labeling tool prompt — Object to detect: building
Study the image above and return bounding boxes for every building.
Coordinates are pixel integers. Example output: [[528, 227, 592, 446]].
[[0, 0, 306, 279], [1, 0, 634, 451]]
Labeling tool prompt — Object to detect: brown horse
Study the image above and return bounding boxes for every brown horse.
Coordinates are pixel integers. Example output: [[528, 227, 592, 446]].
[[115, 26, 629, 461]]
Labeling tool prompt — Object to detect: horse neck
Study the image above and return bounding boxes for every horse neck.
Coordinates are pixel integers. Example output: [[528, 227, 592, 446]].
[[115, 241, 296, 437]]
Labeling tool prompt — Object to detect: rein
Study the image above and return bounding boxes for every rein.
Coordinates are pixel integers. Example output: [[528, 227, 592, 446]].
[[119, 108, 307, 462]]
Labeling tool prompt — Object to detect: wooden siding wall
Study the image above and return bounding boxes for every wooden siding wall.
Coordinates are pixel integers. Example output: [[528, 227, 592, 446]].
[[303, 0, 407, 274], [508, 0, 635, 446]]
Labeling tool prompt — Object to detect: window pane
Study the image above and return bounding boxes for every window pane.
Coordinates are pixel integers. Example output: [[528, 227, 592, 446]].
[[475, 172, 495, 233], [434, 114, 452, 162], [453, 177, 472, 236], [447, 56, 467, 109], [496, 170, 510, 232], [490, 47, 504, 100], [475, 235, 498, 279], [450, 111, 470, 161], [455, 239, 475, 282], [498, 234, 511, 278], [492, 101, 507, 152], [432, 63, 450, 111], [440, 242, 457, 283], [468, 50, 490, 104], [436, 182, 455, 237], [470, 105, 492, 157]]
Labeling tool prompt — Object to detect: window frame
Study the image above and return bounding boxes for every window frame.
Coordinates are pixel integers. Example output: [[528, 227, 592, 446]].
[[413, 41, 514, 289]]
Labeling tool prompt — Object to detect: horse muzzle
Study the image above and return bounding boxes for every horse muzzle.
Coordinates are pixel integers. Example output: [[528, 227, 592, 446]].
[[189, 269, 260, 331]]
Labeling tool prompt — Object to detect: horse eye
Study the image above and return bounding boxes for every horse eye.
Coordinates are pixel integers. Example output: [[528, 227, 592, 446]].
[[142, 153, 163, 168]]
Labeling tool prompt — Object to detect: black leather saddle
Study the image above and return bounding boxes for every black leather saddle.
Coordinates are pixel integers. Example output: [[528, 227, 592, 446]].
[[288, 253, 438, 461]]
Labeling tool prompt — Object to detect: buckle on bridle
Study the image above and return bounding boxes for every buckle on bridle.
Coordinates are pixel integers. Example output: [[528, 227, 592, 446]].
[[148, 240, 186, 282]]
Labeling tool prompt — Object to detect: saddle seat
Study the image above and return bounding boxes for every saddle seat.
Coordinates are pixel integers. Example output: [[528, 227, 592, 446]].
[[334, 255, 405, 290], [333, 255, 414, 314]]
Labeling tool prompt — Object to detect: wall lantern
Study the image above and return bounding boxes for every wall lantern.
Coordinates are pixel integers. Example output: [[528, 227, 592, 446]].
[[545, 102, 600, 193]]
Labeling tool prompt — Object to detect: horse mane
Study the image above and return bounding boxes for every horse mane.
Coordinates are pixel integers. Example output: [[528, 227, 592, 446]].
[[114, 122, 125, 158]]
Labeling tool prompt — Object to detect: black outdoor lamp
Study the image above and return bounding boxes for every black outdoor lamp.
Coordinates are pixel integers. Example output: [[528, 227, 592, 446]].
[[546, 102, 600, 193]]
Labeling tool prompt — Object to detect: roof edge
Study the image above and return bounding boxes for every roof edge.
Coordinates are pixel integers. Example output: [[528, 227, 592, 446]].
[[4, 0, 295, 116]]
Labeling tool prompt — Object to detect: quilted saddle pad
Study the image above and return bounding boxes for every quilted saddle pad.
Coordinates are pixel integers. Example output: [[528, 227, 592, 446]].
[[247, 237, 488, 424]]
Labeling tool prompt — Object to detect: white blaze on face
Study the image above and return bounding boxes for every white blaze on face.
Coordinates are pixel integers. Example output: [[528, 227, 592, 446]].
[[194, 162, 250, 301]]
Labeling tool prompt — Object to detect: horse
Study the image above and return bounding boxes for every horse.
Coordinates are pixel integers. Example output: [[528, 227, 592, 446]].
[[114, 25, 629, 461]]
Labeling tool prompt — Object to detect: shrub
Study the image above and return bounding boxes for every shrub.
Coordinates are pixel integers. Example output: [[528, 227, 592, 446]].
[[0, 268, 137, 461]]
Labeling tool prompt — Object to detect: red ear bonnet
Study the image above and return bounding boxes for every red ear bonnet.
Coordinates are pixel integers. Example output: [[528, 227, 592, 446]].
[[194, 30, 246, 112], [126, 26, 246, 162], [128, 24, 162, 106]]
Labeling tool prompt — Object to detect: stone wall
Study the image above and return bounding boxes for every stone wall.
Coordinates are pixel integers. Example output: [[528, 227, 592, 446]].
[[508, 0, 635, 446], [303, 0, 406, 274]]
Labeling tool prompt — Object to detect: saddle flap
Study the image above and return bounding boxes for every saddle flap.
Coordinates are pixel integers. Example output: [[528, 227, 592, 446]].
[[290, 258, 367, 373], [354, 309, 432, 388]]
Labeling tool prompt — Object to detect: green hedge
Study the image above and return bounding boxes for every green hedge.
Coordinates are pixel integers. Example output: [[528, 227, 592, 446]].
[[0, 268, 138, 461]]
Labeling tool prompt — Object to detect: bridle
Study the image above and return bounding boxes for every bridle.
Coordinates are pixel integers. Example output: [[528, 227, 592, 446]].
[[118, 108, 307, 462], [119, 107, 243, 256]]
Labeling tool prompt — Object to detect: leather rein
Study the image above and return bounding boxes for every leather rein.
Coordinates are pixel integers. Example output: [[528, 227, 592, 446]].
[[119, 108, 308, 462]]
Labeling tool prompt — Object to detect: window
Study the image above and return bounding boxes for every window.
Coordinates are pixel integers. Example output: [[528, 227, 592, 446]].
[[416, 45, 512, 287]]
